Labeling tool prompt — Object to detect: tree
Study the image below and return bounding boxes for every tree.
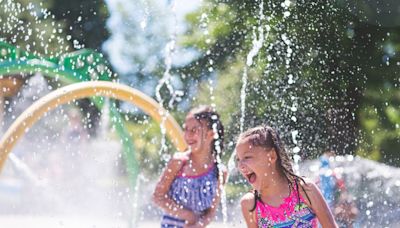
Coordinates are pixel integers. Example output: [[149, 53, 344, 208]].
[[47, 0, 111, 135], [0, 0, 71, 57], [103, 0, 170, 88], [49, 0, 109, 51], [181, 0, 400, 165]]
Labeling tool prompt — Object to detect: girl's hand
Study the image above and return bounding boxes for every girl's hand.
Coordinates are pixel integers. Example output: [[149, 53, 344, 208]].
[[184, 224, 203, 228], [172, 151, 190, 162], [182, 210, 199, 225], [184, 219, 205, 228], [169, 151, 190, 171]]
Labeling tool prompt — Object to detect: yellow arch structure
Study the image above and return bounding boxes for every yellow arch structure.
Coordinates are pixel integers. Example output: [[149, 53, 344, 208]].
[[0, 81, 187, 171]]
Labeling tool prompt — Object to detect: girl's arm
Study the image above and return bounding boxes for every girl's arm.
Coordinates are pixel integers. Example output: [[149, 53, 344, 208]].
[[301, 181, 338, 228], [152, 152, 198, 224], [240, 192, 258, 228], [192, 169, 228, 227]]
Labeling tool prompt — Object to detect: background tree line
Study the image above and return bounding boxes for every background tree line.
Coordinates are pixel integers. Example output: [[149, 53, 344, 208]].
[[179, 0, 400, 166], [1, 0, 399, 168]]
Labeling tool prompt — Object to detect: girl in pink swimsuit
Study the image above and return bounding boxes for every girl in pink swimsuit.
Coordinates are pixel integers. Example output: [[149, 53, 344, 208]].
[[235, 125, 338, 228]]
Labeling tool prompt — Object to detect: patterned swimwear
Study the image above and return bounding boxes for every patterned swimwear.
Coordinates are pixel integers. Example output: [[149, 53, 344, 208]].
[[255, 184, 318, 228], [161, 164, 218, 228]]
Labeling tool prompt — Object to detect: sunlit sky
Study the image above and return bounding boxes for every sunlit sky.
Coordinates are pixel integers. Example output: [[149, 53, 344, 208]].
[[103, 0, 202, 75]]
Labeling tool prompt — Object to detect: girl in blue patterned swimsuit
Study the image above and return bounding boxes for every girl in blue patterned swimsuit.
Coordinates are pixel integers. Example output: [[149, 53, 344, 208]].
[[153, 106, 226, 228]]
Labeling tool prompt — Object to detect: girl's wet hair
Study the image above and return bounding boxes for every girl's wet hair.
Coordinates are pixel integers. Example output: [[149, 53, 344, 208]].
[[189, 105, 225, 175], [238, 124, 311, 211], [190, 105, 224, 157]]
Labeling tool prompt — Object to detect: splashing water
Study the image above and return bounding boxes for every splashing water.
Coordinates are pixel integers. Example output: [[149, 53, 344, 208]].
[[139, 0, 150, 30], [0, 0, 73, 57], [210, 116, 227, 226], [200, 12, 217, 110], [8, 153, 42, 186], [98, 98, 110, 138], [199, 9, 228, 226], [301, 156, 400, 227], [229, 0, 267, 181], [154, 0, 179, 156], [155, 0, 180, 108], [239, 0, 266, 134], [279, 0, 302, 173]]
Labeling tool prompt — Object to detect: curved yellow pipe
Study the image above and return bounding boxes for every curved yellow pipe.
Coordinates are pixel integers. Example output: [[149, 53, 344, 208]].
[[0, 81, 187, 171]]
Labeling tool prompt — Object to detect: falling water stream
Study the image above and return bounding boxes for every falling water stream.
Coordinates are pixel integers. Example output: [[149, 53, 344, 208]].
[[229, 0, 266, 179], [239, 0, 265, 134], [155, 0, 177, 159]]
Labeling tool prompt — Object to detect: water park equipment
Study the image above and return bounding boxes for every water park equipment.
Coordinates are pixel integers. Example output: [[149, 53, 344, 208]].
[[0, 81, 187, 169], [0, 41, 187, 187], [0, 42, 187, 226]]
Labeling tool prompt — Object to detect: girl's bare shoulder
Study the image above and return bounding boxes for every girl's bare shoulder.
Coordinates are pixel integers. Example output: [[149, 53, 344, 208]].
[[298, 178, 319, 192], [298, 178, 323, 205]]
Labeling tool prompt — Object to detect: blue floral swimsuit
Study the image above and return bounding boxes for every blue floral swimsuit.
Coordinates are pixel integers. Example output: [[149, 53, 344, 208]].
[[161, 164, 218, 228]]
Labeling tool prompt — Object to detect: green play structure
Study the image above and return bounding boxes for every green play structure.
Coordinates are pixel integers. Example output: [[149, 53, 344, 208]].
[[0, 41, 139, 206]]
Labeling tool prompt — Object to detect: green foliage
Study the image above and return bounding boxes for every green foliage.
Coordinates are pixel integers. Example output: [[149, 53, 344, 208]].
[[48, 0, 109, 51], [1, 0, 399, 173], [182, 0, 400, 166], [183, 3, 234, 50], [0, 0, 109, 58], [0, 0, 111, 136], [0, 0, 71, 57], [357, 86, 400, 166], [123, 115, 175, 177]]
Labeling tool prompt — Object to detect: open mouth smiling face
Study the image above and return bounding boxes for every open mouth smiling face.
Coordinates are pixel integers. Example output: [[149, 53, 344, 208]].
[[235, 139, 274, 188], [245, 171, 257, 184], [236, 153, 258, 186]]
